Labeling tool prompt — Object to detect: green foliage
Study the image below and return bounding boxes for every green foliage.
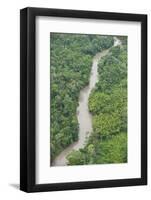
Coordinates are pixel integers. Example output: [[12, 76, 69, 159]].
[[93, 113, 121, 136], [95, 132, 127, 164], [67, 38, 128, 165], [67, 132, 127, 165], [89, 92, 110, 114], [50, 33, 114, 162], [116, 36, 127, 45], [67, 150, 85, 165]]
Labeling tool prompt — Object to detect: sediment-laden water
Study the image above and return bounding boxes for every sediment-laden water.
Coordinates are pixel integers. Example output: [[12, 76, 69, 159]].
[[52, 37, 121, 166]]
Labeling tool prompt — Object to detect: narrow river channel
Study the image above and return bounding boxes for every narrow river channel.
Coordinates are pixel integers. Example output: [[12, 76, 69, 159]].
[[52, 37, 121, 166]]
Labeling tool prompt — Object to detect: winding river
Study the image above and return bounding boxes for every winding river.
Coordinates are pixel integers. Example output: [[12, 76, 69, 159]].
[[52, 37, 121, 166]]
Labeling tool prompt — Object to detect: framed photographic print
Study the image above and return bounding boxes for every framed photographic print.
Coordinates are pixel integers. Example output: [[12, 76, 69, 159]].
[[20, 7, 147, 192]]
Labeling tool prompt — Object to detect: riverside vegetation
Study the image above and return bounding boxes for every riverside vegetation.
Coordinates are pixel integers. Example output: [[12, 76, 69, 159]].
[[50, 33, 127, 165]]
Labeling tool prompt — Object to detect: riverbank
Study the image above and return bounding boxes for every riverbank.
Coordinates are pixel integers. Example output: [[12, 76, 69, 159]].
[[52, 37, 121, 166]]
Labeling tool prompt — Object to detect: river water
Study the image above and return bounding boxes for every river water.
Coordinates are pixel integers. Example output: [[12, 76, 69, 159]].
[[52, 37, 121, 166]]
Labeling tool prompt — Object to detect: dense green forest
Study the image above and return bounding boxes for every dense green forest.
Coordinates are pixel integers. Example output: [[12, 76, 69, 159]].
[[67, 37, 127, 165], [50, 33, 114, 162]]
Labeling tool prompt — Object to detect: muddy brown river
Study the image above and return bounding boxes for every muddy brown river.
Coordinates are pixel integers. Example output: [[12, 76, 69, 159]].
[[52, 37, 121, 166]]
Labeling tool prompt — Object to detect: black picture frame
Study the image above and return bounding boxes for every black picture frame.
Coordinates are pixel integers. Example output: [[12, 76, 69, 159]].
[[20, 7, 147, 192]]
